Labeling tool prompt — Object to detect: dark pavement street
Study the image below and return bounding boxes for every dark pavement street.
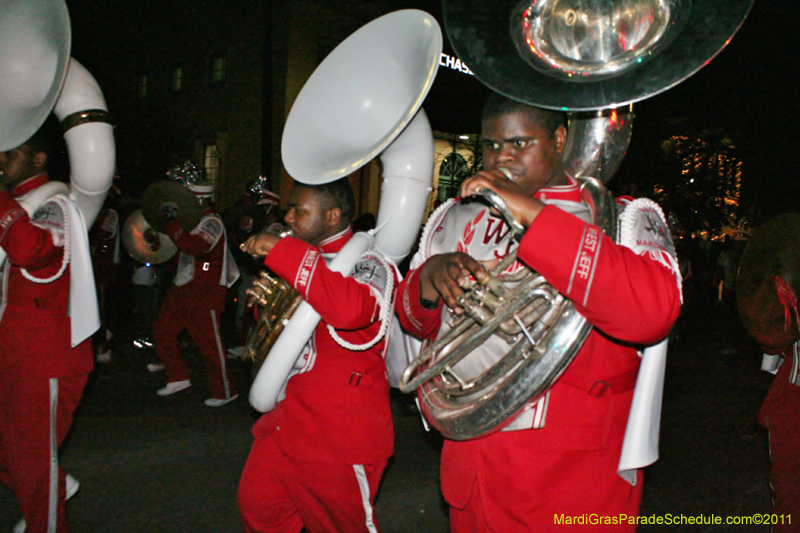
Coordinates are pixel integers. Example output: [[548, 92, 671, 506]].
[[0, 287, 777, 532]]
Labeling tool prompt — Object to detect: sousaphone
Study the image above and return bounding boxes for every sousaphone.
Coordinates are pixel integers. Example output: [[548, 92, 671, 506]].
[[247, 10, 443, 413], [0, 0, 115, 226], [397, 0, 753, 440], [0, 0, 115, 346]]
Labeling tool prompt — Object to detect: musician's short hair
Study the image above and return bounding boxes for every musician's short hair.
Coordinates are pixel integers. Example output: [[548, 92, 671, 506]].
[[481, 92, 566, 137], [300, 178, 355, 221]]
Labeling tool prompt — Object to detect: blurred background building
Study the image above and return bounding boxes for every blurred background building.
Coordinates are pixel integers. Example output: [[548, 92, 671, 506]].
[[67, 0, 491, 221]]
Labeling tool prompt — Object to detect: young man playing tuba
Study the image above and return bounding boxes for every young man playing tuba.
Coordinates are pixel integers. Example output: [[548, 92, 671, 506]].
[[395, 93, 682, 532]]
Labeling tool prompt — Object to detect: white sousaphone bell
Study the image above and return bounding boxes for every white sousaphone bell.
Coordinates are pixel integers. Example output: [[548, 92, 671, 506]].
[[0, 0, 115, 235], [247, 9, 443, 412]]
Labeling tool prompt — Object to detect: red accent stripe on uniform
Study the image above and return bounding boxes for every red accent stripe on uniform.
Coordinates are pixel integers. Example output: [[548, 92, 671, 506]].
[[0, 208, 26, 241]]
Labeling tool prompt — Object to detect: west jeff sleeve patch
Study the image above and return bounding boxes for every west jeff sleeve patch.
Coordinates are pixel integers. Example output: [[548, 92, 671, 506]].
[[567, 224, 603, 307], [294, 247, 320, 298]]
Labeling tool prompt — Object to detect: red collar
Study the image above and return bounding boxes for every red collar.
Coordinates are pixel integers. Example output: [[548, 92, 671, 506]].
[[11, 173, 50, 198], [535, 173, 582, 202], [317, 227, 354, 254]]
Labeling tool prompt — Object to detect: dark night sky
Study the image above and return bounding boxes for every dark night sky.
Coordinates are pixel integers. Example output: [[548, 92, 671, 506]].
[[625, 0, 800, 217]]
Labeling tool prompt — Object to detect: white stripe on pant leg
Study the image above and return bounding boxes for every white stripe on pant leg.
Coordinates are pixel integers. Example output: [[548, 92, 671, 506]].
[[352, 464, 378, 533], [48, 378, 59, 533], [210, 309, 231, 398]]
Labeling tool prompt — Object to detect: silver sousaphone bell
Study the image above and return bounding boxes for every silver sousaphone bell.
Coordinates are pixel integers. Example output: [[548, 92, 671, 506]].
[[442, 0, 753, 111], [399, 0, 753, 440]]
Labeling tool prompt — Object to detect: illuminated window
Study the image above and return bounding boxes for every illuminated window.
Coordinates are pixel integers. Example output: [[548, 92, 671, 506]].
[[204, 144, 220, 191], [171, 67, 183, 92], [438, 153, 470, 203], [138, 75, 148, 98], [209, 55, 226, 84]]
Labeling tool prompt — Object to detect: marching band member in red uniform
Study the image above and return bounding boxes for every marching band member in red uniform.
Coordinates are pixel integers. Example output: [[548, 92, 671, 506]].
[[395, 94, 682, 532], [759, 343, 800, 532], [151, 164, 240, 406], [237, 178, 397, 533], [0, 130, 97, 533]]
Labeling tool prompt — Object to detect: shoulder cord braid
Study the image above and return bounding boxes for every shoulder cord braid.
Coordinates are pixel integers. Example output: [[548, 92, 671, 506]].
[[327, 251, 396, 351], [415, 198, 457, 265], [617, 197, 683, 302], [21, 195, 70, 283]]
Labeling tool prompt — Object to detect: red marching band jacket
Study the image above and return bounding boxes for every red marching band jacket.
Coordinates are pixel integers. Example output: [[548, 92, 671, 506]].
[[0, 173, 94, 377], [251, 227, 397, 465], [395, 176, 682, 447]]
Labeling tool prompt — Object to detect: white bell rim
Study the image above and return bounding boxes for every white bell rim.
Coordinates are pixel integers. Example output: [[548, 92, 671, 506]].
[[281, 9, 442, 185], [0, 0, 71, 151]]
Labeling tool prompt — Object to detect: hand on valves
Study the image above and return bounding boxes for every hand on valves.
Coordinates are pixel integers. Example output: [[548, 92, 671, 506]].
[[418, 252, 499, 316]]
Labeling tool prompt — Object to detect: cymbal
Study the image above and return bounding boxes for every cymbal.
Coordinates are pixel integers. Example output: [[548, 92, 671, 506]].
[[121, 209, 177, 265], [737, 213, 800, 350], [141, 181, 201, 232]]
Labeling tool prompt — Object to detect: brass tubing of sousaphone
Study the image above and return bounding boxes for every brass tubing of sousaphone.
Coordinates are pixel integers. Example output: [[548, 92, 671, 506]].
[[402, 179, 617, 440], [422, 297, 592, 440], [243, 275, 303, 371]]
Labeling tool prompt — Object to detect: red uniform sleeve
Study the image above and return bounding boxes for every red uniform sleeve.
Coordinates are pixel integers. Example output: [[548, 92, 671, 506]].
[[264, 236, 383, 330], [163, 218, 213, 256], [394, 266, 444, 341], [0, 191, 64, 269], [518, 204, 681, 345]]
